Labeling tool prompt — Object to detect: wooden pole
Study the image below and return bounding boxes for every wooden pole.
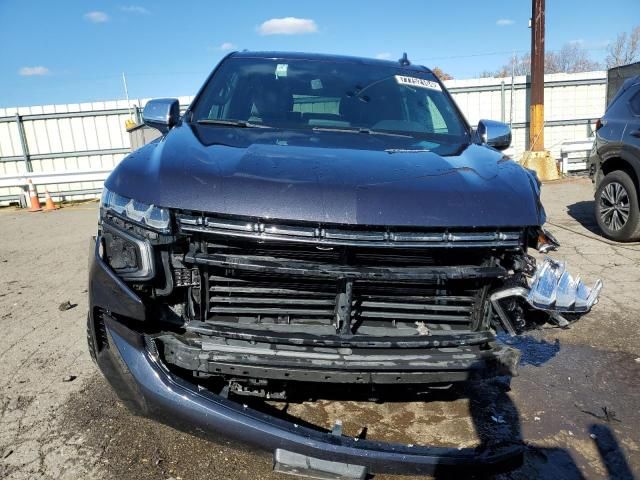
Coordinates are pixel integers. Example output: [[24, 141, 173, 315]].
[[529, 0, 545, 151]]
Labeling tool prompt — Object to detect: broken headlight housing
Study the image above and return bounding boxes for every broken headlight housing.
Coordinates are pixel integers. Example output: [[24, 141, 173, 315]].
[[99, 188, 170, 281], [100, 188, 171, 233], [101, 223, 155, 280]]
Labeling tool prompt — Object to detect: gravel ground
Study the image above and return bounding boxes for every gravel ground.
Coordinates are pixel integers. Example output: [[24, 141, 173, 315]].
[[0, 177, 638, 479]]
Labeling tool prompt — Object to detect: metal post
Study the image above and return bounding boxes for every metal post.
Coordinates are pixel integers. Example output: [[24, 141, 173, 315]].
[[500, 81, 506, 122], [122, 72, 132, 118], [134, 105, 143, 125], [510, 52, 515, 128], [529, 0, 545, 151], [15, 114, 32, 173]]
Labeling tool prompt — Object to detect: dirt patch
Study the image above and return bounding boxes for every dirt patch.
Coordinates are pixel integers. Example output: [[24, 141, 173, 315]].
[[60, 375, 280, 480]]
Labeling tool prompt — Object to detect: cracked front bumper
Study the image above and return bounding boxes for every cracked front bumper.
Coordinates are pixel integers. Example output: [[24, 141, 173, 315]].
[[93, 314, 523, 476]]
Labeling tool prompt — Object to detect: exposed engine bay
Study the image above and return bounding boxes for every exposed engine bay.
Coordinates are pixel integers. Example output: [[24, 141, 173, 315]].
[[94, 204, 602, 401]]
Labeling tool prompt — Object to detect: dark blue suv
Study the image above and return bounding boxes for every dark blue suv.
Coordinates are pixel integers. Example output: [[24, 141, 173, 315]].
[[590, 75, 640, 241], [87, 51, 601, 476]]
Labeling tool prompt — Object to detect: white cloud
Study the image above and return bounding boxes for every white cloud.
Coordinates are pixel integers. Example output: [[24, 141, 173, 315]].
[[120, 5, 150, 14], [19, 66, 50, 76], [84, 11, 109, 23], [219, 42, 236, 51], [496, 18, 514, 26], [375, 52, 392, 60], [258, 17, 318, 35]]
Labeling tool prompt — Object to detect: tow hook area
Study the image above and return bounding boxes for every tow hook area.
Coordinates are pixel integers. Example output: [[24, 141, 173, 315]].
[[491, 258, 603, 335]]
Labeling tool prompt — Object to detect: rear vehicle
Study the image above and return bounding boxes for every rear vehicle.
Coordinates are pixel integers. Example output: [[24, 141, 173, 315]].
[[88, 51, 601, 476], [589, 75, 640, 241]]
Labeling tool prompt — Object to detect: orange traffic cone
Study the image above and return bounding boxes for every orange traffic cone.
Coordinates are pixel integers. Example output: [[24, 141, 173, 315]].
[[27, 179, 42, 212], [43, 189, 58, 211]]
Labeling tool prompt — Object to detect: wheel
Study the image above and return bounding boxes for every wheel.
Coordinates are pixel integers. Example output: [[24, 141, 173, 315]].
[[595, 170, 640, 241]]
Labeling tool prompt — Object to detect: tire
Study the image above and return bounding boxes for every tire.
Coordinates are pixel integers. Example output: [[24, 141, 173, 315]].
[[595, 170, 640, 242]]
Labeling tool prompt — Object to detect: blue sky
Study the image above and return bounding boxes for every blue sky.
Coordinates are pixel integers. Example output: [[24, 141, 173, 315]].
[[1, 0, 638, 108]]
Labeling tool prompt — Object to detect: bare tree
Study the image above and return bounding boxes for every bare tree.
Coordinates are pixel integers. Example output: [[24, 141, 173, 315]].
[[606, 25, 640, 68], [487, 42, 601, 77], [432, 67, 453, 81], [489, 53, 530, 78], [548, 43, 601, 73]]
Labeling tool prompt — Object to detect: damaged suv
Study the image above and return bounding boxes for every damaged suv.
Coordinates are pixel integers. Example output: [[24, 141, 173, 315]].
[[88, 51, 601, 476]]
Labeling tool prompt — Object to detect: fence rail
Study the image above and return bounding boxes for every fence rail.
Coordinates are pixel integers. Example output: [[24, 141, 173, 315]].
[[0, 72, 607, 206]]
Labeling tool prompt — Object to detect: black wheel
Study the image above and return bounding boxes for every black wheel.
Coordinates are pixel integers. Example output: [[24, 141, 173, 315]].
[[595, 170, 640, 241]]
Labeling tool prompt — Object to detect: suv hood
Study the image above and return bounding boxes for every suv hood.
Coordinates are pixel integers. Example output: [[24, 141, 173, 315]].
[[106, 124, 544, 227]]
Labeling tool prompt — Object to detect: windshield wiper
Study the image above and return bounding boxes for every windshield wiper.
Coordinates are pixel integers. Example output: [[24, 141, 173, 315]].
[[312, 126, 412, 138], [196, 119, 271, 128]]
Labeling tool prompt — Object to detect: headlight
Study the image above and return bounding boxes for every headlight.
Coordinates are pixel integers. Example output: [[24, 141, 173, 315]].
[[101, 188, 171, 233], [101, 223, 155, 281]]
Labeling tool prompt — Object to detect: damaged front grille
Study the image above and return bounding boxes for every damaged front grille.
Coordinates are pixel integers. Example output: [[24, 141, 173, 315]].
[[208, 272, 336, 323], [351, 281, 484, 331], [152, 213, 538, 387], [174, 219, 513, 337], [204, 269, 485, 334]]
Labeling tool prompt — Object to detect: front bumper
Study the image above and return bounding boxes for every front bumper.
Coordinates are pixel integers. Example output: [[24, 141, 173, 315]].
[[88, 239, 524, 475], [93, 313, 523, 476]]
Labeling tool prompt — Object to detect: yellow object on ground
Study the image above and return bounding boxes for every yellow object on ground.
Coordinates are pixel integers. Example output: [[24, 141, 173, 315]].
[[520, 150, 560, 182]]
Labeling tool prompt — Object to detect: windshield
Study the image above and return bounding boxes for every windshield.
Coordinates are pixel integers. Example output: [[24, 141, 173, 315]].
[[191, 57, 469, 142]]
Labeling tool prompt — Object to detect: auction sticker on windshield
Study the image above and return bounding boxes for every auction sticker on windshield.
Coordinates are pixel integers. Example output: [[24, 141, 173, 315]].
[[395, 75, 442, 91]]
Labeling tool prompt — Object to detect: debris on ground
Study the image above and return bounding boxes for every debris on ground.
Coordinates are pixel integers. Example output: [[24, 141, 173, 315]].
[[62, 375, 77, 382], [58, 300, 77, 311], [3, 449, 13, 459], [578, 406, 621, 423], [414, 321, 431, 336]]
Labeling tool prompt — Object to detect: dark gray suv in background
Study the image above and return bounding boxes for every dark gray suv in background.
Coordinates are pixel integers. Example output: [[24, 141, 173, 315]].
[[590, 75, 640, 241]]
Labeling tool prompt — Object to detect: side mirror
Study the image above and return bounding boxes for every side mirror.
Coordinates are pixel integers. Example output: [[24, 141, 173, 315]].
[[477, 119, 511, 150], [142, 98, 180, 134]]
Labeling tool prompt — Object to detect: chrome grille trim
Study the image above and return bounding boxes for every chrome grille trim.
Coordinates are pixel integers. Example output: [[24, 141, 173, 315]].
[[176, 214, 523, 248]]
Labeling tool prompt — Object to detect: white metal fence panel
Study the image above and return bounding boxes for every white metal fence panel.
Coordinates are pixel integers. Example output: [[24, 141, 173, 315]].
[[0, 97, 193, 205], [446, 71, 606, 160]]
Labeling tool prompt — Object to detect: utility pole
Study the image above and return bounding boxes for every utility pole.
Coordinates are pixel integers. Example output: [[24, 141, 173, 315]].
[[521, 0, 559, 180], [529, 0, 545, 151]]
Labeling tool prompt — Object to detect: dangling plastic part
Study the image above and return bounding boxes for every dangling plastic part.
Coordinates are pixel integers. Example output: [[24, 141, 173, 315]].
[[528, 258, 602, 312]]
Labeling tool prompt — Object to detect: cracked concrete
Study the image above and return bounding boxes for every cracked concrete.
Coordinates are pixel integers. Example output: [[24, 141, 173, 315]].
[[0, 177, 638, 479]]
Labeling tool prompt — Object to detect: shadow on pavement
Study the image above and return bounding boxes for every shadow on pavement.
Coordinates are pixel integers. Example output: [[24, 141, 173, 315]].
[[498, 334, 561, 367], [566, 200, 602, 235], [590, 424, 636, 480], [433, 377, 635, 479]]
